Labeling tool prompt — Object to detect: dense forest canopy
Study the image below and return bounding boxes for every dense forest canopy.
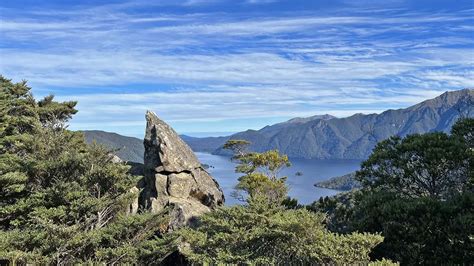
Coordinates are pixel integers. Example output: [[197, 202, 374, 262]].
[[0, 77, 167, 264], [311, 120, 473, 264]]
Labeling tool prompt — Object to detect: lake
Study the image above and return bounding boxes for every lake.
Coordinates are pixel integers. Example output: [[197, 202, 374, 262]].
[[196, 152, 362, 205]]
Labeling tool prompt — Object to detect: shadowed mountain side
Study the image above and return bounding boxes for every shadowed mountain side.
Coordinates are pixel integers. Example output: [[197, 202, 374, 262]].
[[82, 130, 144, 163], [82, 131, 229, 163], [207, 89, 473, 159]]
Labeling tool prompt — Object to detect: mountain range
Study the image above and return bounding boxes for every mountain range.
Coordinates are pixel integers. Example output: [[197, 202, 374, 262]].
[[83, 89, 473, 162], [183, 89, 473, 159]]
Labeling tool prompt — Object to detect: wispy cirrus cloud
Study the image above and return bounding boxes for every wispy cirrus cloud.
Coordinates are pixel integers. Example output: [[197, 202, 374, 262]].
[[56, 84, 445, 136], [246, 0, 278, 4], [0, 0, 473, 135]]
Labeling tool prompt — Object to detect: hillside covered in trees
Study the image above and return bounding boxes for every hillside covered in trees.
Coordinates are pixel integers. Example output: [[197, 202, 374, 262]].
[[186, 89, 474, 159], [1, 77, 472, 264], [314, 172, 360, 190]]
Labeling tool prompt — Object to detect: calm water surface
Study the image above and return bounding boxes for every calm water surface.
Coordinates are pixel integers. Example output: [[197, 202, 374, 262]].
[[196, 152, 362, 205]]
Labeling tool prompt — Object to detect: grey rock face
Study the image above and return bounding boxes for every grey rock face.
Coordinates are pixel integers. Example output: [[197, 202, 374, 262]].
[[141, 111, 224, 228], [144, 110, 201, 173], [126, 186, 140, 215]]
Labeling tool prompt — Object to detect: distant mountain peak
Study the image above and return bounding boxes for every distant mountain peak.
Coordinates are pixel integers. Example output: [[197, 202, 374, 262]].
[[408, 88, 473, 112], [285, 114, 336, 124], [206, 89, 474, 159]]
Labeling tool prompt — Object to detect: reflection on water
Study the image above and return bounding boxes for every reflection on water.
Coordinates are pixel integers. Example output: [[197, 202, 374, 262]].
[[196, 152, 362, 206]]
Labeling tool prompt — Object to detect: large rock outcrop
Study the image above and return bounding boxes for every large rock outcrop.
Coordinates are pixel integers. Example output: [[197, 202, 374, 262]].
[[140, 111, 224, 228]]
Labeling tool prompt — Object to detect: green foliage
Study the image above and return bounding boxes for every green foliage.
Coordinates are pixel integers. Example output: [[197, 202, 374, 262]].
[[368, 258, 400, 266], [222, 139, 251, 159], [352, 191, 473, 264], [308, 191, 360, 233], [232, 149, 291, 179], [8, 75, 470, 264], [0, 77, 164, 264], [281, 196, 303, 209], [36, 94, 77, 127], [170, 204, 384, 264], [451, 117, 474, 190], [314, 171, 360, 190], [235, 172, 288, 205], [451, 117, 474, 149], [224, 140, 291, 205], [347, 119, 474, 264], [155, 139, 388, 264], [310, 119, 473, 264], [356, 132, 471, 200]]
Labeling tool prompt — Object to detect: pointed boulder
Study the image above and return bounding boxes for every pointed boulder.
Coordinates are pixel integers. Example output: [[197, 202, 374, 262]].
[[141, 111, 224, 228], [144, 110, 201, 173]]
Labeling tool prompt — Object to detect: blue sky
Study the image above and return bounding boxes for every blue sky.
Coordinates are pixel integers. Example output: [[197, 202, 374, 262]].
[[1, 0, 473, 138]]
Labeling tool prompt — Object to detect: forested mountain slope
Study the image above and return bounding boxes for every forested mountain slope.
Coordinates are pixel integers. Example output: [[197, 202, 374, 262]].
[[194, 89, 473, 159], [82, 130, 144, 162]]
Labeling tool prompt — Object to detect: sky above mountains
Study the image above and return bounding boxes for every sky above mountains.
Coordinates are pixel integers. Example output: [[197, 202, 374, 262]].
[[1, 0, 473, 137]]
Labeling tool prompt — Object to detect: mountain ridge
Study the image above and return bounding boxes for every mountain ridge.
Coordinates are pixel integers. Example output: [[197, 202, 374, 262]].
[[83, 89, 473, 161], [207, 89, 473, 159], [81, 130, 144, 163]]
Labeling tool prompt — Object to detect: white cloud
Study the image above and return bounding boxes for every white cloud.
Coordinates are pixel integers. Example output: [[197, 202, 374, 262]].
[[246, 0, 278, 4], [56, 84, 446, 126], [1, 2, 472, 134]]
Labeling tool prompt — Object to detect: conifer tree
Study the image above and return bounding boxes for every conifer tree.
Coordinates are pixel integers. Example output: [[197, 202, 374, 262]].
[[0, 76, 165, 264]]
